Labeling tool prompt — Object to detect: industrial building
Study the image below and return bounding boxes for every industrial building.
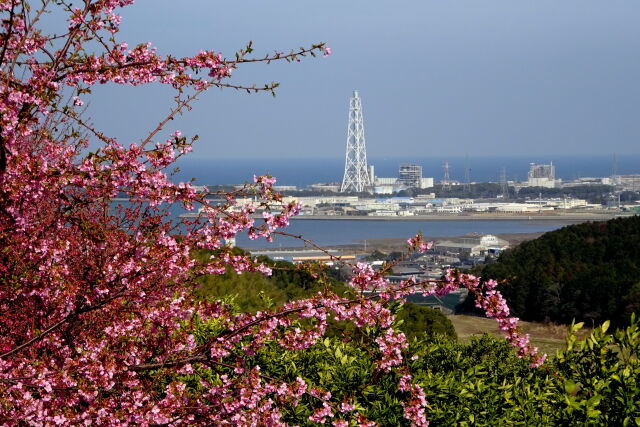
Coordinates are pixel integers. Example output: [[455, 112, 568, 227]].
[[309, 183, 341, 192], [370, 165, 434, 194], [248, 249, 356, 264], [398, 164, 422, 188], [526, 163, 560, 188], [613, 174, 640, 191], [434, 234, 510, 257]]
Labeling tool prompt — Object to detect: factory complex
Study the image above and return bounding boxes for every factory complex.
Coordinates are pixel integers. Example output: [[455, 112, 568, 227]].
[[191, 91, 640, 218], [220, 193, 625, 219], [293, 91, 639, 197]]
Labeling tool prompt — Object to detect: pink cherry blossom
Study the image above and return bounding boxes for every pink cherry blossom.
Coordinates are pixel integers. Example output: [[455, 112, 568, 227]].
[[0, 2, 542, 425]]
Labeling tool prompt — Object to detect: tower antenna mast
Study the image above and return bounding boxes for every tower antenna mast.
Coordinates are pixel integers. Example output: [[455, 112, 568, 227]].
[[500, 167, 508, 199], [442, 161, 451, 191], [340, 90, 371, 192], [463, 154, 471, 193]]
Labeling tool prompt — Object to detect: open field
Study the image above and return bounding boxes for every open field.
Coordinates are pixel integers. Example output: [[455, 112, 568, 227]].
[[447, 314, 591, 356], [335, 231, 547, 253]]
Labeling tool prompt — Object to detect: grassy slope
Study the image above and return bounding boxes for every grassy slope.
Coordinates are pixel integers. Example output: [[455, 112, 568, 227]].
[[447, 314, 590, 355]]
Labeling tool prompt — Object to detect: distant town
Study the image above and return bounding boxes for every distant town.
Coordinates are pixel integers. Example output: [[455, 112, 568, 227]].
[[193, 159, 640, 220], [183, 91, 640, 313], [248, 234, 512, 313], [192, 90, 640, 219]]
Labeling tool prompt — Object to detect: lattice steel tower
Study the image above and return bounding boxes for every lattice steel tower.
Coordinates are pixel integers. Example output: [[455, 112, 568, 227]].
[[442, 161, 451, 190], [340, 90, 371, 193], [499, 167, 508, 199]]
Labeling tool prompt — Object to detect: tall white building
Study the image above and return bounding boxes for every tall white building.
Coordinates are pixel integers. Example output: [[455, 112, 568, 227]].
[[526, 163, 558, 188], [398, 164, 422, 188]]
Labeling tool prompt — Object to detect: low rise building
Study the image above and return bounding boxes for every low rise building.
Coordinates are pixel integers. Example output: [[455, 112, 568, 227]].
[[273, 185, 298, 192], [309, 183, 340, 192], [615, 175, 640, 191], [249, 249, 356, 264], [525, 163, 561, 188], [495, 203, 544, 213], [435, 234, 509, 257]]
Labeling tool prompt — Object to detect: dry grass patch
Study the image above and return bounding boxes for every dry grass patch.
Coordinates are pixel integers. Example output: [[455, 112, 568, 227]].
[[447, 314, 591, 356]]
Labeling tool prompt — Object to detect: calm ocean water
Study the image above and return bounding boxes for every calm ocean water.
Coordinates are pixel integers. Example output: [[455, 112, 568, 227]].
[[164, 154, 634, 248], [174, 154, 640, 188], [234, 219, 582, 249]]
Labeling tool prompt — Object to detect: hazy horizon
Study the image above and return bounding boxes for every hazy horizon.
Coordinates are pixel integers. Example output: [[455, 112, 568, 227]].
[[174, 153, 640, 187], [80, 1, 640, 160]]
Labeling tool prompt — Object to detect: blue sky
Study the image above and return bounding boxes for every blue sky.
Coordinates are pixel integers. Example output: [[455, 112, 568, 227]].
[[86, 1, 640, 160]]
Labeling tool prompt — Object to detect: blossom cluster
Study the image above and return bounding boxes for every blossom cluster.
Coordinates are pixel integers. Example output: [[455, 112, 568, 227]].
[[0, 2, 541, 425], [443, 270, 547, 368], [406, 233, 433, 253]]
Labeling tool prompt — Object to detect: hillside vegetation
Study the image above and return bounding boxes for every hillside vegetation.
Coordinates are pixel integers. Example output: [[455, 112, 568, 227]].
[[480, 215, 640, 326], [187, 246, 640, 424], [184, 249, 640, 424], [194, 248, 457, 340]]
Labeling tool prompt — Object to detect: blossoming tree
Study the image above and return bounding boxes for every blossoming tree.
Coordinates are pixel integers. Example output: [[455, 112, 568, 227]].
[[0, 1, 544, 424]]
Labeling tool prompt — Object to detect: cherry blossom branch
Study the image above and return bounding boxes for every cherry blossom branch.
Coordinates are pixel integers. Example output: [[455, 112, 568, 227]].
[[227, 43, 326, 65], [0, 317, 69, 359], [132, 278, 440, 373], [0, 1, 16, 68], [139, 90, 204, 149]]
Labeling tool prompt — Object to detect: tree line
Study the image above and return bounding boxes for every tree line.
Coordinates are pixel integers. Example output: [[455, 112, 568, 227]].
[[476, 215, 640, 326]]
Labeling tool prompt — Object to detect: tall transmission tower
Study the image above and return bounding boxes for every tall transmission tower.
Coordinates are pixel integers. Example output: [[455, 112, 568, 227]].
[[340, 90, 371, 192], [463, 154, 471, 193], [442, 161, 451, 191], [499, 167, 508, 199], [611, 153, 619, 187]]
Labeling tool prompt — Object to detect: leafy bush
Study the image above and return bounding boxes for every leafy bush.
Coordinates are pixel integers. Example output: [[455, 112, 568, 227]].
[[395, 303, 457, 341], [170, 315, 640, 425]]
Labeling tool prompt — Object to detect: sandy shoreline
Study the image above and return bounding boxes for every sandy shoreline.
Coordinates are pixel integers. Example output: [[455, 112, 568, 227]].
[[359, 232, 548, 252], [181, 209, 631, 223], [244, 232, 552, 253], [289, 213, 628, 222], [308, 232, 547, 253]]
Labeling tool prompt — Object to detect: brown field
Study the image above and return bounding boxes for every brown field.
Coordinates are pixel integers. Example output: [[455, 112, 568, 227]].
[[447, 314, 590, 356]]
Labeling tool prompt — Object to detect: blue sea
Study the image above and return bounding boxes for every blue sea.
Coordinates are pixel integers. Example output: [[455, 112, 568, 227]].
[[164, 153, 636, 249], [173, 154, 640, 188]]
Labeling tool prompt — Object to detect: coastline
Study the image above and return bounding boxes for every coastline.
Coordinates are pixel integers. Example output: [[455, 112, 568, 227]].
[[357, 232, 549, 252], [241, 231, 549, 253], [288, 212, 629, 222], [224, 212, 635, 252]]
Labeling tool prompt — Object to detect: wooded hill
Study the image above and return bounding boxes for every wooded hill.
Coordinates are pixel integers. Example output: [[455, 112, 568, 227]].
[[479, 215, 640, 326]]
